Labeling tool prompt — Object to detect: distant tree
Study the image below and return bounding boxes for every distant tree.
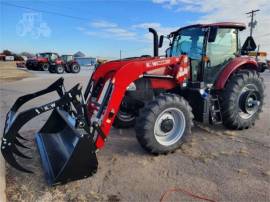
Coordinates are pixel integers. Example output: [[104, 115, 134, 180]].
[[3, 50, 12, 56], [20, 52, 34, 58], [14, 55, 24, 61]]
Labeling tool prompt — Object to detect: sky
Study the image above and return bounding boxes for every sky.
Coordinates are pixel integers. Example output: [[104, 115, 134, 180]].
[[0, 0, 269, 59]]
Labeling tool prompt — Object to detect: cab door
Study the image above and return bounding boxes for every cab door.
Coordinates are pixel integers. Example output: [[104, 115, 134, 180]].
[[204, 28, 238, 85]]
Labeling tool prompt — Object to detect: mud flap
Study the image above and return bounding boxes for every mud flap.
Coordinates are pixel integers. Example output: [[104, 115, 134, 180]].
[[36, 109, 98, 185]]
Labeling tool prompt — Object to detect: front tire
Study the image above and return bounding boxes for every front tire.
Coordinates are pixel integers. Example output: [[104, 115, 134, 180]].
[[135, 93, 193, 154], [41, 63, 49, 71], [220, 69, 264, 129], [49, 66, 55, 73], [55, 65, 64, 74]]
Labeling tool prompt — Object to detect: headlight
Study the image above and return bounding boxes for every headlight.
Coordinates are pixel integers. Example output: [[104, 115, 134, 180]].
[[126, 82, 136, 91]]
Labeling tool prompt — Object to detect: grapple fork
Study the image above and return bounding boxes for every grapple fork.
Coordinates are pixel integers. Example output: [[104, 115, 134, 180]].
[[1, 78, 98, 185]]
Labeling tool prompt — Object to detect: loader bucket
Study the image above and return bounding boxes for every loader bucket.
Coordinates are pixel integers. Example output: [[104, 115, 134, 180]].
[[1, 78, 98, 185], [36, 109, 98, 185]]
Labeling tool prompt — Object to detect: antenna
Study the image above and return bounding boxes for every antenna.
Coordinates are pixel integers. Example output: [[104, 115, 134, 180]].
[[246, 9, 260, 37]]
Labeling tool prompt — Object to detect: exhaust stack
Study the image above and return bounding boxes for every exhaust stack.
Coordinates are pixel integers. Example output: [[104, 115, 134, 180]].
[[149, 28, 159, 57]]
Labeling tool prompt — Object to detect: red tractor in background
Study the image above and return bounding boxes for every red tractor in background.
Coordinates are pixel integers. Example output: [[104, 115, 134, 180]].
[[26, 52, 64, 73], [1, 22, 267, 185], [60, 55, 81, 73]]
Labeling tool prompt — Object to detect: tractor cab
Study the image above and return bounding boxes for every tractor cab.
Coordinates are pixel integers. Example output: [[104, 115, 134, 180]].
[[167, 23, 245, 87], [61, 54, 74, 63]]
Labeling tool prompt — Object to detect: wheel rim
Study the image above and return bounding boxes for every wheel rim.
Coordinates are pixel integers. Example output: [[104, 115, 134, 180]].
[[72, 65, 79, 72], [43, 64, 49, 71], [57, 66, 64, 73], [154, 107, 186, 146], [238, 84, 261, 119]]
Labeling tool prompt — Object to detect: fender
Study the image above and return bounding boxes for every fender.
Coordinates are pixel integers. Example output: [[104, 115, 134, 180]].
[[215, 56, 258, 89], [37, 57, 49, 63], [55, 59, 63, 65]]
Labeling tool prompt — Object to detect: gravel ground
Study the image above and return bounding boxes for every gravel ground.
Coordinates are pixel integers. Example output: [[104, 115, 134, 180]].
[[1, 70, 270, 202]]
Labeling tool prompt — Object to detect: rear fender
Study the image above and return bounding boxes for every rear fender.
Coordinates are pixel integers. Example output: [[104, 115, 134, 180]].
[[215, 57, 259, 89], [56, 59, 63, 65]]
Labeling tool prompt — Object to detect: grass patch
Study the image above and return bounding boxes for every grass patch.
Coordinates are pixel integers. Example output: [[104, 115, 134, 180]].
[[0, 61, 32, 81]]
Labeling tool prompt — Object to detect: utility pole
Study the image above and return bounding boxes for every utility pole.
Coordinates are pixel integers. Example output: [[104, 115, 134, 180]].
[[246, 9, 260, 37], [120, 50, 122, 60]]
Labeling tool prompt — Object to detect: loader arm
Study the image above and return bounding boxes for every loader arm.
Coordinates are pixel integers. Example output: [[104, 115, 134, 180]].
[[87, 55, 189, 149]]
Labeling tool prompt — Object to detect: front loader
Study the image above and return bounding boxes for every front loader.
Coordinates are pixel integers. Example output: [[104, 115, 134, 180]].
[[1, 22, 266, 185]]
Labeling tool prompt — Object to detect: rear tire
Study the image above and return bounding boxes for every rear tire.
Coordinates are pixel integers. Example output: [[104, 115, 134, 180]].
[[49, 66, 55, 73], [220, 69, 264, 129], [113, 110, 135, 128], [65, 66, 71, 73], [71, 64, 80, 73], [55, 65, 64, 74], [135, 93, 193, 154]]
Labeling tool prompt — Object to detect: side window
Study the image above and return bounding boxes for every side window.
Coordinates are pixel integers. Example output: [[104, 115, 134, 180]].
[[67, 56, 73, 62], [205, 28, 237, 84], [206, 28, 237, 67], [50, 54, 58, 62]]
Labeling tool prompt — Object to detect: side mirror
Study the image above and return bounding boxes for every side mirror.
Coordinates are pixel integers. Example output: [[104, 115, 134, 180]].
[[208, 26, 218, 42], [159, 35, 164, 48]]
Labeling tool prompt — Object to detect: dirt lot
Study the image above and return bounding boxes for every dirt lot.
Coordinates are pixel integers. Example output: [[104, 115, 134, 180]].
[[0, 70, 270, 202]]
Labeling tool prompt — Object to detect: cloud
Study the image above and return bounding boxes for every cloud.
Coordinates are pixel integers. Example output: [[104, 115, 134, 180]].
[[104, 28, 136, 38], [152, 0, 270, 55], [132, 23, 161, 29], [90, 20, 118, 28], [132, 22, 178, 55], [77, 20, 137, 40], [76, 26, 85, 32], [133, 22, 177, 36]]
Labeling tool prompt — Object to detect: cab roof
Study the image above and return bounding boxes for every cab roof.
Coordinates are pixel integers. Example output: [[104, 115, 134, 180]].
[[171, 22, 246, 35]]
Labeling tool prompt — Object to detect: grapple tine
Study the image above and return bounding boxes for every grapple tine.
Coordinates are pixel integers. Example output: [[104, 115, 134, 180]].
[[14, 138, 30, 149], [12, 145, 32, 159], [1, 148, 33, 173], [16, 133, 30, 141]]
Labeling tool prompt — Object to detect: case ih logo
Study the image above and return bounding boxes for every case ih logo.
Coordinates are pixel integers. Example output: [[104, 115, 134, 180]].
[[146, 59, 171, 68]]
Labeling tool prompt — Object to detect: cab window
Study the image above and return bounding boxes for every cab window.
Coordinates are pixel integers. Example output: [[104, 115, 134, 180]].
[[50, 54, 58, 62], [205, 28, 237, 84], [171, 27, 205, 60]]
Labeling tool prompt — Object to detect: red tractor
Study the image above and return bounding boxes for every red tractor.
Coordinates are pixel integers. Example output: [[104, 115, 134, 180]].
[[60, 55, 81, 73], [26, 52, 64, 73], [26, 53, 50, 71], [1, 22, 267, 185]]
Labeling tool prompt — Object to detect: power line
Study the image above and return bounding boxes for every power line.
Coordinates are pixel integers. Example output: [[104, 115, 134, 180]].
[[1, 2, 90, 21]]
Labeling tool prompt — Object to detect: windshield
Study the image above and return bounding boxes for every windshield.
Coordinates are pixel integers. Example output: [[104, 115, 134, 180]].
[[38, 53, 51, 58], [170, 27, 205, 59]]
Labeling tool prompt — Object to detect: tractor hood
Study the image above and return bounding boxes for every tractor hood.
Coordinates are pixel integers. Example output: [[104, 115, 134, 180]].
[[105, 56, 156, 67], [27, 56, 49, 63]]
